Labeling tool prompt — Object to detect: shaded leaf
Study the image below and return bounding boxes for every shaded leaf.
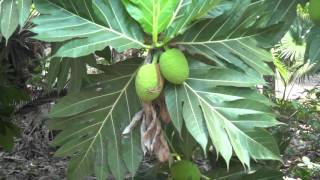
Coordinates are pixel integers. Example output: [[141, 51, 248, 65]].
[[49, 60, 143, 180], [32, 0, 146, 58], [203, 0, 234, 19], [305, 26, 320, 71], [46, 54, 97, 93], [0, 121, 20, 151]]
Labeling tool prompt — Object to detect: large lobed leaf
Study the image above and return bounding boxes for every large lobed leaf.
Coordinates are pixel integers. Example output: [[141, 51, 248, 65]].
[[165, 59, 281, 169], [46, 54, 97, 93], [122, 0, 179, 43], [17, 0, 32, 30], [0, 0, 19, 41], [164, 0, 221, 42], [0, 0, 32, 42], [48, 60, 143, 180], [305, 26, 320, 71], [39, 0, 301, 178], [174, 0, 302, 75], [31, 0, 146, 58]]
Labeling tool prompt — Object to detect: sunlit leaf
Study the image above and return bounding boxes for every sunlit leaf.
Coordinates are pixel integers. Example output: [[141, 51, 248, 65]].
[[166, 59, 281, 169], [122, 0, 179, 43], [49, 60, 143, 180], [0, 0, 19, 41], [164, 0, 220, 41], [174, 0, 302, 75], [17, 0, 32, 28], [32, 0, 146, 58]]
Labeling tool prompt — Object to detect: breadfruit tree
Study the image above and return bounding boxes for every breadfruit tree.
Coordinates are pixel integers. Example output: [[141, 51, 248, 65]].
[[29, 0, 306, 179]]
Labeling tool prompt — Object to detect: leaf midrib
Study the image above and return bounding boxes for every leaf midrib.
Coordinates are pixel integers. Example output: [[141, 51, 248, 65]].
[[183, 83, 279, 160], [4, 0, 14, 36], [45, 0, 146, 47], [75, 69, 138, 176], [51, 74, 132, 117], [175, 30, 266, 45]]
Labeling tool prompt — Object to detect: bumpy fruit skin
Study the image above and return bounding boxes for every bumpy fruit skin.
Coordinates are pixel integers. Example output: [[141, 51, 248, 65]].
[[135, 64, 163, 102], [310, 0, 320, 24], [160, 48, 189, 84]]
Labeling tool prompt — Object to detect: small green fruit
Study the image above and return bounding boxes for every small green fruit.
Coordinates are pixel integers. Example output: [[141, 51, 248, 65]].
[[309, 0, 320, 24], [170, 160, 201, 180], [160, 48, 189, 84], [135, 64, 163, 102]]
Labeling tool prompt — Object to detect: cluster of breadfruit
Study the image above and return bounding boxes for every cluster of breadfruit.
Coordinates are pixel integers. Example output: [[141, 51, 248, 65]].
[[135, 48, 189, 102]]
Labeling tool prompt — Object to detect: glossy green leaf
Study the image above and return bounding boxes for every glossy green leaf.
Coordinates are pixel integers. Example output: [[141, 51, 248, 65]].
[[32, 0, 146, 58], [306, 26, 320, 67], [122, 0, 179, 43], [203, 0, 234, 19], [17, 0, 32, 28], [264, 0, 303, 45], [165, 60, 281, 169], [164, 0, 221, 41], [49, 60, 143, 180], [174, 0, 301, 75], [0, 0, 19, 41]]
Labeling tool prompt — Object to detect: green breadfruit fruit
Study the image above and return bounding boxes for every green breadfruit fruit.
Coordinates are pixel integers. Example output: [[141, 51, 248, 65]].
[[170, 160, 201, 180], [310, 0, 320, 24], [135, 64, 163, 102], [159, 48, 189, 85]]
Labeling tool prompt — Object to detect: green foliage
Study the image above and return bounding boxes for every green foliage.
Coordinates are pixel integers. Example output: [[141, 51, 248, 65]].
[[30, 0, 306, 179], [0, 0, 32, 42], [164, 0, 221, 42], [122, 0, 179, 44], [305, 26, 320, 71], [0, 0, 19, 41], [0, 120, 20, 151], [0, 86, 28, 151], [304, 1, 320, 73], [48, 60, 143, 180], [170, 160, 201, 180], [269, 86, 320, 179], [31, 0, 146, 58], [165, 59, 281, 169], [309, 0, 320, 23], [206, 165, 283, 180], [174, 0, 280, 75], [0, 0, 38, 151], [273, 3, 316, 101]]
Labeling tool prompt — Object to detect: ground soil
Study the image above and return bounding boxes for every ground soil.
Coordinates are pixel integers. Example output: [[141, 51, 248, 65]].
[[0, 104, 67, 180]]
